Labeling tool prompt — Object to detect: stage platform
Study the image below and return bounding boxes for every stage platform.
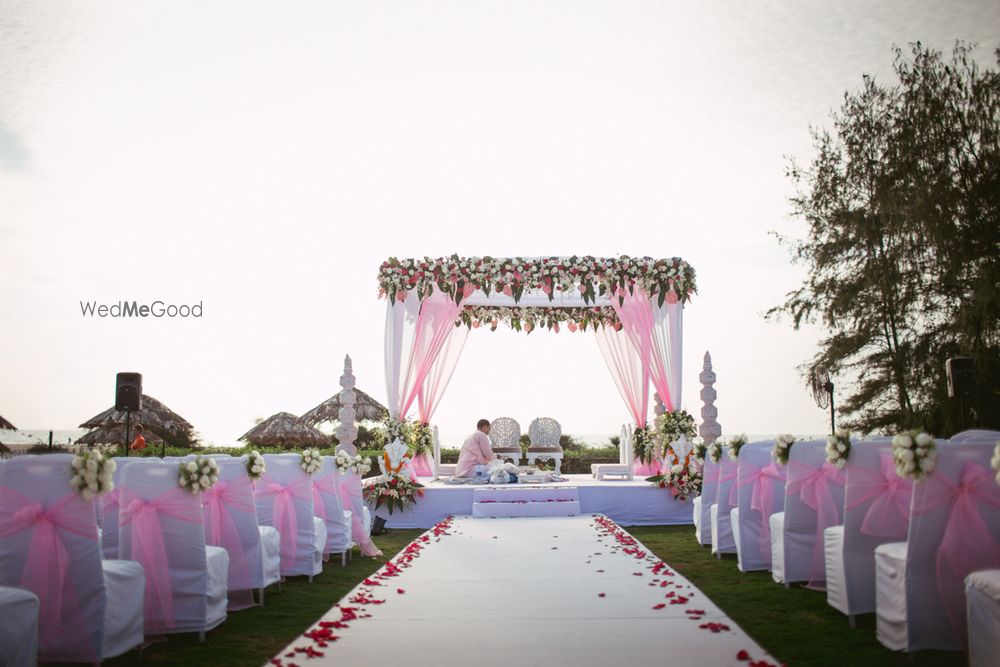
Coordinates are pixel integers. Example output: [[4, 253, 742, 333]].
[[373, 474, 695, 528]]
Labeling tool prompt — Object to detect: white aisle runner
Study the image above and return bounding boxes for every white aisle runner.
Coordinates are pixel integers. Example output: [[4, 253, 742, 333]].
[[268, 515, 778, 667]]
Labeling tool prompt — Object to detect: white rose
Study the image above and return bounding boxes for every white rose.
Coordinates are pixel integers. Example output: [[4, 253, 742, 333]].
[[899, 434, 913, 449], [187, 462, 197, 472], [107, 460, 117, 474], [898, 448, 914, 462], [919, 457, 936, 473], [915, 433, 932, 447], [179, 476, 188, 486], [199, 475, 211, 487], [87, 480, 99, 492], [837, 443, 846, 453], [84, 471, 97, 485], [86, 459, 98, 473], [904, 461, 916, 473], [252, 464, 262, 474], [70, 474, 83, 489], [827, 436, 837, 447], [836, 459, 846, 469], [99, 471, 113, 487], [201, 465, 211, 475], [210, 474, 219, 484], [72, 456, 84, 471]]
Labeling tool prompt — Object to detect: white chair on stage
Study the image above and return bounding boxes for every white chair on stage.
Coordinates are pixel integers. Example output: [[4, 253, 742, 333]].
[[824, 441, 912, 626], [967, 569, 1000, 667], [731, 442, 786, 572], [0, 586, 38, 667], [770, 439, 844, 587], [875, 443, 1000, 652], [0, 454, 145, 661], [255, 454, 325, 580], [950, 429, 1000, 444], [201, 459, 281, 608], [119, 460, 229, 638], [526, 417, 564, 474], [100, 456, 151, 559], [315, 457, 352, 566], [490, 417, 523, 465], [710, 455, 739, 557], [592, 424, 634, 481]]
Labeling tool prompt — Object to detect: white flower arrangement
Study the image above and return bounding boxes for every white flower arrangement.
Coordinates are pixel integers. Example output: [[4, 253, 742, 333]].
[[691, 438, 707, 464], [991, 442, 1000, 486], [383, 418, 408, 445], [70, 448, 116, 501], [335, 450, 372, 476], [300, 448, 322, 475], [178, 456, 220, 494], [410, 422, 435, 458], [727, 434, 748, 461], [892, 430, 937, 481], [707, 440, 724, 464], [245, 450, 266, 482], [825, 431, 852, 468], [772, 434, 796, 465]]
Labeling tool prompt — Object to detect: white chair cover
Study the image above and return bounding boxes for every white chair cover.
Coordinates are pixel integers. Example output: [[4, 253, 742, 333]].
[[202, 459, 280, 608], [967, 569, 1000, 667], [875, 443, 1000, 652], [772, 440, 842, 586], [119, 461, 229, 635], [710, 457, 738, 555], [0, 586, 38, 666], [950, 429, 1000, 444], [731, 442, 786, 572], [316, 457, 352, 560], [100, 457, 151, 559], [695, 455, 719, 546], [825, 441, 911, 619], [255, 454, 324, 579], [0, 454, 144, 661]]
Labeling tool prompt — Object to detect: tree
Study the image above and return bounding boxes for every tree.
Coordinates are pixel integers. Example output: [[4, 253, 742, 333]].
[[770, 42, 1000, 435]]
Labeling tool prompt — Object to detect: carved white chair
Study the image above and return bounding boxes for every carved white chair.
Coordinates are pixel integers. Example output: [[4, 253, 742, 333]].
[[489, 417, 523, 465], [526, 417, 563, 474]]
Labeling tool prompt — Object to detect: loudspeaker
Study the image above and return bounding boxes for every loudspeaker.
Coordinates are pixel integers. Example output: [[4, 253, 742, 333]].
[[115, 372, 143, 411], [946, 357, 976, 399]]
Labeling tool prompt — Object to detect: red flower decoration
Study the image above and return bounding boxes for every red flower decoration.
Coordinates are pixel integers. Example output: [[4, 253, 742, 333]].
[[736, 650, 750, 661]]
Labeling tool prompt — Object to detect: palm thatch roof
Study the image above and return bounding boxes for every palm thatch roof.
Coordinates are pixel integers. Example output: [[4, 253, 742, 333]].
[[301, 388, 389, 425], [0, 415, 16, 430], [76, 424, 165, 446], [80, 394, 193, 436], [239, 412, 330, 448], [0, 442, 12, 458]]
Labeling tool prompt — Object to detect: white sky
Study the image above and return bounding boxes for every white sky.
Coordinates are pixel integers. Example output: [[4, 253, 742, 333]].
[[2, 0, 998, 445]]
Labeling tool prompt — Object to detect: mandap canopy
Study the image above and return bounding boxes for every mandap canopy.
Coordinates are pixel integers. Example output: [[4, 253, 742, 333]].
[[379, 255, 695, 474]]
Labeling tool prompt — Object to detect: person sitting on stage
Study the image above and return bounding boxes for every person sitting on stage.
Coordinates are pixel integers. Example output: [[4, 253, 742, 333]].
[[129, 424, 146, 451], [456, 418, 497, 478]]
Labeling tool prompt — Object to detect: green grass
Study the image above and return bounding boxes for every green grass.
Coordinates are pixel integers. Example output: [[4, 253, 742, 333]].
[[628, 526, 964, 667], [104, 529, 423, 667], [102, 524, 964, 666]]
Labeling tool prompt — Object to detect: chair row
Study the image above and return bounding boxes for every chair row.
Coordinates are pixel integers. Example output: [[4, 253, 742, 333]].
[[691, 428, 1000, 657], [0, 452, 372, 664]]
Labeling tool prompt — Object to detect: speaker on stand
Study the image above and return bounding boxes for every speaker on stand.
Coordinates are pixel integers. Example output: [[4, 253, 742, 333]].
[[115, 373, 143, 456], [945, 357, 976, 431]]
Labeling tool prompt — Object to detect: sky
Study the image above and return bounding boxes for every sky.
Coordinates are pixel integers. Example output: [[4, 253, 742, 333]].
[[2, 0, 999, 446]]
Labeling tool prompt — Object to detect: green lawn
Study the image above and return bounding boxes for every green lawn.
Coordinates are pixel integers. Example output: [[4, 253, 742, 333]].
[[102, 524, 964, 667]]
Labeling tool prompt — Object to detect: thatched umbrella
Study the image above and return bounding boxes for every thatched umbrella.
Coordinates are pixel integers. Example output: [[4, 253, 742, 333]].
[[79, 394, 194, 444], [239, 412, 329, 448], [0, 415, 16, 431], [300, 387, 389, 425], [77, 425, 165, 447]]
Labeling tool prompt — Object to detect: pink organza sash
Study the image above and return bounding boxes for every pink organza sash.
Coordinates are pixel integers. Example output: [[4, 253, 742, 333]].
[[256, 475, 312, 571], [0, 489, 98, 655], [119, 487, 202, 632], [716, 460, 738, 504], [730, 462, 786, 555], [787, 461, 845, 584], [845, 453, 913, 539], [101, 488, 121, 512], [312, 473, 341, 523], [339, 472, 383, 557], [411, 453, 434, 478], [201, 479, 254, 591], [633, 458, 661, 476], [913, 462, 1000, 644]]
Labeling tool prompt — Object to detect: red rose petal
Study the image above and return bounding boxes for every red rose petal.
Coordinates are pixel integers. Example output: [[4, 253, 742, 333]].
[[397, 589, 406, 594], [652, 603, 666, 610], [737, 649, 750, 661]]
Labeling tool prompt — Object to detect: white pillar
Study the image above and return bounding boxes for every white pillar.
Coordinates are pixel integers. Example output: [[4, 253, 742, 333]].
[[334, 355, 359, 456], [699, 351, 721, 445]]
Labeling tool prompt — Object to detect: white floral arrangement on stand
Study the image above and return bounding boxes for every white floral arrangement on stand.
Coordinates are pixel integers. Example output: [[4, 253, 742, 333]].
[[991, 442, 1000, 485], [300, 448, 322, 475], [825, 431, 852, 469], [727, 434, 748, 462], [892, 430, 937, 481], [245, 450, 266, 482], [653, 409, 697, 458], [707, 440, 725, 464], [771, 434, 796, 465], [70, 449, 116, 501], [335, 449, 372, 476], [178, 456, 220, 494]]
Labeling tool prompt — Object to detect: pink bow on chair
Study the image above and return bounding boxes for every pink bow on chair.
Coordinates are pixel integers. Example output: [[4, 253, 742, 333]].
[[787, 461, 845, 584], [914, 462, 1000, 645], [731, 462, 786, 555], [0, 489, 98, 657], [846, 453, 913, 539], [202, 479, 254, 591], [312, 473, 341, 523], [340, 471, 383, 557], [119, 488, 202, 632], [256, 475, 312, 570]]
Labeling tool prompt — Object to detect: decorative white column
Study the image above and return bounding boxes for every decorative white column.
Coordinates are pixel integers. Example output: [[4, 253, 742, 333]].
[[699, 351, 721, 445], [334, 355, 359, 456]]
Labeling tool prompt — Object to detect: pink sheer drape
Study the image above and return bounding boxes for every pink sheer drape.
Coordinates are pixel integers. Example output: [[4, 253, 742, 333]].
[[846, 453, 913, 539], [596, 325, 649, 427], [254, 475, 312, 572], [201, 479, 254, 593], [787, 461, 846, 586], [610, 287, 675, 412]]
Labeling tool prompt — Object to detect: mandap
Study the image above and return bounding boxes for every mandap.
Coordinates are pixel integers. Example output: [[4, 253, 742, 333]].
[[379, 255, 696, 477]]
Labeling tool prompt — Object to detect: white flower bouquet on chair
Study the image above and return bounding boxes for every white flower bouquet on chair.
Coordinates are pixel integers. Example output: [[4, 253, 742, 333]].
[[245, 450, 266, 482], [178, 456, 220, 493], [70, 449, 116, 500], [892, 430, 937, 480]]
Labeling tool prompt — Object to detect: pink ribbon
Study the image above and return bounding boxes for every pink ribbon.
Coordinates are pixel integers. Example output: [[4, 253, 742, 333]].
[[119, 488, 203, 632], [787, 461, 846, 584], [913, 462, 1000, 644], [340, 472, 383, 557], [201, 478, 254, 591], [730, 462, 786, 556], [0, 489, 98, 657], [312, 473, 341, 523], [256, 474, 312, 570], [845, 453, 913, 539], [411, 453, 434, 478], [633, 458, 661, 476], [717, 460, 738, 505]]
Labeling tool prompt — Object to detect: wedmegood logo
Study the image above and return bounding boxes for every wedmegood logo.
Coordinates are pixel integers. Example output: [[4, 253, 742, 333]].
[[79, 301, 203, 318]]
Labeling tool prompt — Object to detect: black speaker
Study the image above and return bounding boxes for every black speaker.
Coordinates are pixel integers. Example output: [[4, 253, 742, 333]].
[[946, 357, 976, 399], [115, 372, 143, 411]]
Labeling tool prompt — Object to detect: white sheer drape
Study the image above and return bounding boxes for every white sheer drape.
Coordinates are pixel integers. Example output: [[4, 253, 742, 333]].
[[595, 325, 649, 427], [652, 300, 683, 408]]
